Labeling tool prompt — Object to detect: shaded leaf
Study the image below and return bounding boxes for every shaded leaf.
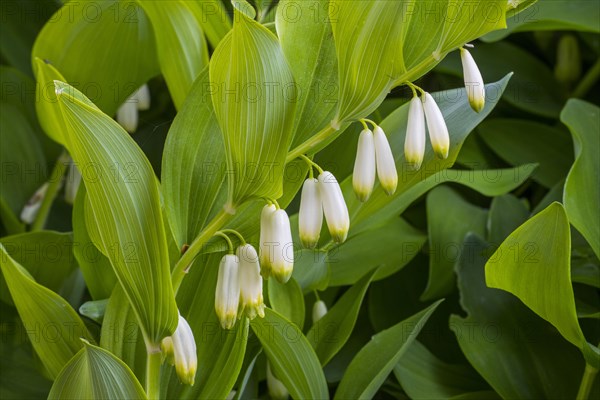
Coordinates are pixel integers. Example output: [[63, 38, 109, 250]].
[[268, 277, 305, 329]]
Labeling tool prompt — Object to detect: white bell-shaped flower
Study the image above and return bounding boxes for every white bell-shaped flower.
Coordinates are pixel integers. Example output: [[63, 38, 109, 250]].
[[64, 163, 82, 204], [134, 84, 151, 110], [237, 244, 265, 320], [318, 171, 349, 243], [215, 254, 240, 329], [404, 96, 426, 170], [267, 362, 289, 400], [422, 93, 450, 159], [352, 129, 376, 202], [259, 204, 277, 278], [116, 100, 138, 133], [20, 182, 50, 224], [460, 48, 485, 113], [299, 178, 323, 249], [269, 210, 294, 284], [373, 126, 398, 195], [312, 300, 328, 324], [165, 314, 197, 386]]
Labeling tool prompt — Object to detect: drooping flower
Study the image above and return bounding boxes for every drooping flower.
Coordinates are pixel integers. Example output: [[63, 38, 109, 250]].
[[135, 84, 151, 110], [116, 84, 151, 133], [64, 161, 82, 204], [422, 92, 450, 159], [237, 244, 265, 320], [404, 96, 426, 170], [215, 254, 240, 329], [318, 171, 349, 243], [312, 300, 328, 324], [299, 178, 323, 248], [352, 129, 376, 202], [161, 314, 197, 386], [460, 48, 485, 113], [259, 204, 277, 278], [20, 182, 50, 224], [373, 126, 398, 195], [267, 362, 289, 400], [269, 210, 294, 283]]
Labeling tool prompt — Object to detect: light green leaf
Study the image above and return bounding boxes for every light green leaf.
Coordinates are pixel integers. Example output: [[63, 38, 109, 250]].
[[0, 231, 79, 307], [0, 244, 94, 379], [483, 0, 600, 42], [561, 99, 600, 259], [72, 185, 117, 300], [329, 0, 507, 124], [185, 0, 231, 48], [328, 218, 425, 287], [137, 0, 209, 109], [268, 277, 305, 329], [485, 202, 598, 365], [79, 299, 109, 324], [422, 186, 488, 300], [478, 118, 573, 187], [452, 233, 584, 399], [334, 300, 443, 400], [48, 341, 146, 400], [32, 58, 68, 144], [209, 8, 296, 209], [54, 81, 178, 345], [308, 269, 377, 366], [394, 340, 489, 400], [161, 68, 229, 248], [251, 308, 329, 399], [32, 0, 159, 115], [275, 0, 338, 147]]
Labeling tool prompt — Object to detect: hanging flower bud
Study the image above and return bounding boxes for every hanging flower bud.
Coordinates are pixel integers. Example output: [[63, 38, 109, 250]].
[[404, 96, 426, 170], [215, 254, 240, 329], [267, 362, 289, 400], [318, 171, 349, 243], [422, 93, 450, 159], [460, 48, 485, 113], [312, 300, 328, 324], [134, 84, 151, 110], [299, 178, 323, 249], [259, 204, 277, 278], [270, 210, 294, 284], [555, 34, 581, 84], [20, 183, 50, 224], [116, 100, 138, 133], [64, 162, 82, 204], [161, 336, 175, 365], [352, 129, 376, 202], [237, 244, 265, 320], [163, 314, 197, 386], [373, 126, 398, 195]]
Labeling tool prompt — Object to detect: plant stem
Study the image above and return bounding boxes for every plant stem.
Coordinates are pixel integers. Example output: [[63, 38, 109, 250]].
[[286, 124, 338, 163], [576, 363, 599, 400], [145, 347, 162, 400], [31, 151, 69, 231], [573, 59, 600, 99], [171, 209, 231, 293]]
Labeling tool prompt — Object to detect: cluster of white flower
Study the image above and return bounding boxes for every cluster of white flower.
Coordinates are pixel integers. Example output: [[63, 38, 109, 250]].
[[116, 84, 150, 133]]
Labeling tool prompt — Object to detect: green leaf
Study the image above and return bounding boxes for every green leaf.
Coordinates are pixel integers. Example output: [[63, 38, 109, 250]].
[[451, 234, 584, 399], [346, 75, 514, 230], [48, 341, 146, 400], [251, 308, 329, 399], [185, 0, 231, 48], [291, 248, 330, 293], [394, 340, 489, 400], [32, 0, 159, 115], [136, 0, 209, 109], [209, 8, 296, 208], [328, 218, 425, 287], [487, 194, 530, 246], [275, 0, 338, 147], [422, 186, 488, 300], [161, 68, 228, 248], [483, 0, 600, 42], [79, 299, 109, 324], [307, 269, 377, 366], [485, 202, 598, 365], [334, 300, 443, 399], [0, 244, 94, 379], [561, 99, 600, 259], [54, 81, 178, 345], [32, 58, 69, 145], [437, 42, 565, 118], [72, 185, 117, 300], [329, 0, 507, 124], [268, 277, 305, 329], [0, 231, 80, 307], [478, 119, 573, 187]]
